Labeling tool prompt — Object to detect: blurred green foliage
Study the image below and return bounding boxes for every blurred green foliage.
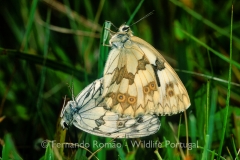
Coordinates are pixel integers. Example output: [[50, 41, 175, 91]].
[[0, 0, 240, 159]]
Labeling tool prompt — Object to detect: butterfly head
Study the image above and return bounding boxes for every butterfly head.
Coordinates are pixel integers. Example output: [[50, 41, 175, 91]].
[[118, 25, 133, 36], [60, 101, 77, 129], [108, 24, 133, 48]]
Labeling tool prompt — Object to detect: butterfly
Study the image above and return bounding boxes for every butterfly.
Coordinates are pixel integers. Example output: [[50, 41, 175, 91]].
[[60, 78, 161, 138], [103, 24, 191, 117]]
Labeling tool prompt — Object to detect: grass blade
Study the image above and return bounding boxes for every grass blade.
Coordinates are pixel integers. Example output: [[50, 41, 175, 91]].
[[217, 4, 233, 159]]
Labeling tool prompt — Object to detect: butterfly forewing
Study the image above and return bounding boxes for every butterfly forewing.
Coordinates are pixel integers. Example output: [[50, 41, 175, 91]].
[[61, 78, 161, 138], [103, 25, 190, 117]]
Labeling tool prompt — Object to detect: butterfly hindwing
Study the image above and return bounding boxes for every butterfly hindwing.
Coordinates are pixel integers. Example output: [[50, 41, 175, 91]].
[[60, 78, 160, 138], [103, 25, 190, 117]]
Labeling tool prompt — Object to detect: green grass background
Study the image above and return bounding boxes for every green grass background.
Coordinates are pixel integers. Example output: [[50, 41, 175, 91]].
[[0, 0, 240, 159]]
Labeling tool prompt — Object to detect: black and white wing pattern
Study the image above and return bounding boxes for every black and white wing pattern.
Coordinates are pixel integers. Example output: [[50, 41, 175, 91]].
[[60, 78, 160, 138], [103, 25, 191, 117]]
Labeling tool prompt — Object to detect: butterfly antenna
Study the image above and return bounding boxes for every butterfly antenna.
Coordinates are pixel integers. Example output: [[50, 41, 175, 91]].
[[60, 95, 67, 118], [70, 81, 76, 103], [66, 81, 76, 103], [130, 10, 155, 27]]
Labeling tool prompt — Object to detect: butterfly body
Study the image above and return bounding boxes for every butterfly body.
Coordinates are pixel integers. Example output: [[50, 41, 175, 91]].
[[103, 25, 190, 117]]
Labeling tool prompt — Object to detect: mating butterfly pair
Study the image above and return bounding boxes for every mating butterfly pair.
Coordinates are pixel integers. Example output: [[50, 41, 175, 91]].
[[60, 23, 190, 138]]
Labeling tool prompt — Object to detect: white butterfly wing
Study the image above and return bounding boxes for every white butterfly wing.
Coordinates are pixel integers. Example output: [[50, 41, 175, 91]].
[[60, 78, 160, 138], [103, 26, 190, 117]]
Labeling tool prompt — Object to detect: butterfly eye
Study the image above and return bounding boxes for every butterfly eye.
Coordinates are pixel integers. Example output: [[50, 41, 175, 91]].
[[117, 93, 126, 102], [119, 25, 130, 32], [63, 122, 69, 129], [122, 26, 129, 32]]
